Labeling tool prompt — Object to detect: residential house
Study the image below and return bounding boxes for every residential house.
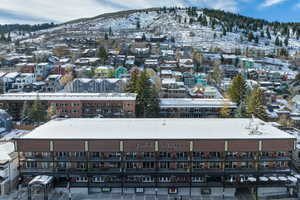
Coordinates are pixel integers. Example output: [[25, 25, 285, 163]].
[[12, 73, 35, 91], [45, 74, 63, 92], [35, 63, 52, 80]]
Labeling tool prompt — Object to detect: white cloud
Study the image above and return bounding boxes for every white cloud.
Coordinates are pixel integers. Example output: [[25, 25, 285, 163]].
[[295, 2, 300, 8], [260, 0, 288, 8], [0, 0, 242, 24]]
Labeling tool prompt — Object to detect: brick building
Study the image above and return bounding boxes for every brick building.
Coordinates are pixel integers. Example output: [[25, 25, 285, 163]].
[[14, 118, 297, 198], [0, 93, 136, 119]]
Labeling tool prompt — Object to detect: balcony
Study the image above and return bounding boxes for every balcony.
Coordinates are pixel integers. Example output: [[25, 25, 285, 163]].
[[157, 182, 190, 187], [224, 168, 257, 174], [89, 157, 121, 162], [22, 156, 52, 162], [124, 157, 156, 162], [225, 156, 255, 162], [191, 182, 223, 187], [258, 167, 291, 174], [55, 156, 87, 162], [158, 157, 189, 162], [88, 168, 121, 174], [123, 168, 156, 174], [54, 168, 87, 173], [89, 182, 122, 187], [124, 182, 156, 187], [192, 157, 224, 162], [260, 156, 291, 161], [192, 168, 223, 174], [158, 168, 189, 174], [20, 168, 53, 174]]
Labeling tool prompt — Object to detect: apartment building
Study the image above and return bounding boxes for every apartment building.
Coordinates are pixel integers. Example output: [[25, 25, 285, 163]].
[[0, 93, 136, 120], [14, 118, 297, 198], [160, 98, 237, 118]]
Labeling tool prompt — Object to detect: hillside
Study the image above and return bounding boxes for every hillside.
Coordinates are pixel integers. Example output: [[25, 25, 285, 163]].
[[15, 7, 300, 55]]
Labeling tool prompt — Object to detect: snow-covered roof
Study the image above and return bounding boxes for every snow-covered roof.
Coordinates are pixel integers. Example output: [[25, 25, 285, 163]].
[[160, 98, 236, 108], [0, 93, 137, 101], [21, 118, 295, 140], [4, 72, 20, 79], [0, 142, 15, 162], [29, 175, 53, 186]]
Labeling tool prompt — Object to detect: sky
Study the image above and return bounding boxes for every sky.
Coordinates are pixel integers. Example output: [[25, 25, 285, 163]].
[[0, 0, 299, 24]]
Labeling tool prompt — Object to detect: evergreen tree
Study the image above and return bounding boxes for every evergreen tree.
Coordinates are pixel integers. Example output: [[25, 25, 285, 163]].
[[284, 37, 289, 46], [266, 29, 271, 39], [126, 70, 139, 93], [228, 73, 247, 105], [247, 87, 267, 121], [254, 35, 259, 44], [248, 32, 254, 42], [127, 71, 160, 117], [234, 101, 249, 118], [6, 32, 11, 42], [146, 86, 160, 118], [297, 29, 300, 40], [0, 33, 5, 42], [109, 26, 113, 36], [104, 32, 108, 40], [142, 33, 146, 41], [136, 20, 141, 29], [21, 101, 30, 122], [260, 31, 265, 38], [96, 46, 108, 64], [275, 36, 280, 46], [222, 27, 227, 36], [213, 33, 217, 39], [29, 95, 47, 125]]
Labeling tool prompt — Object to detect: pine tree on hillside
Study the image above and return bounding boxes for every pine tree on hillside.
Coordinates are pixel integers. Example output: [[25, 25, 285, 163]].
[[266, 29, 271, 39], [96, 46, 108, 64], [222, 27, 227, 36], [275, 36, 280, 46], [109, 26, 113, 36], [228, 73, 247, 105], [254, 35, 259, 44], [247, 87, 267, 121], [104, 33, 108, 40], [248, 32, 254, 42], [284, 37, 289, 46]]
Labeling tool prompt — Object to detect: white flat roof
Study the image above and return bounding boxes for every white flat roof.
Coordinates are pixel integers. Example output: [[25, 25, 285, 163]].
[[0, 93, 137, 101], [21, 118, 295, 140], [160, 98, 237, 108]]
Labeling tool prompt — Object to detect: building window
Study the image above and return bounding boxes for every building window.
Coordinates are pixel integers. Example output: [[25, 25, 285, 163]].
[[76, 177, 88, 183]]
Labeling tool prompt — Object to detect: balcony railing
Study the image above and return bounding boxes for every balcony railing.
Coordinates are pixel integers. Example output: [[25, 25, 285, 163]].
[[259, 156, 291, 161], [20, 168, 53, 173]]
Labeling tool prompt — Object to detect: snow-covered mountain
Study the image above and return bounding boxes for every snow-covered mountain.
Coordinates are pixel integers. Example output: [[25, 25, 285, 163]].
[[18, 7, 300, 55]]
